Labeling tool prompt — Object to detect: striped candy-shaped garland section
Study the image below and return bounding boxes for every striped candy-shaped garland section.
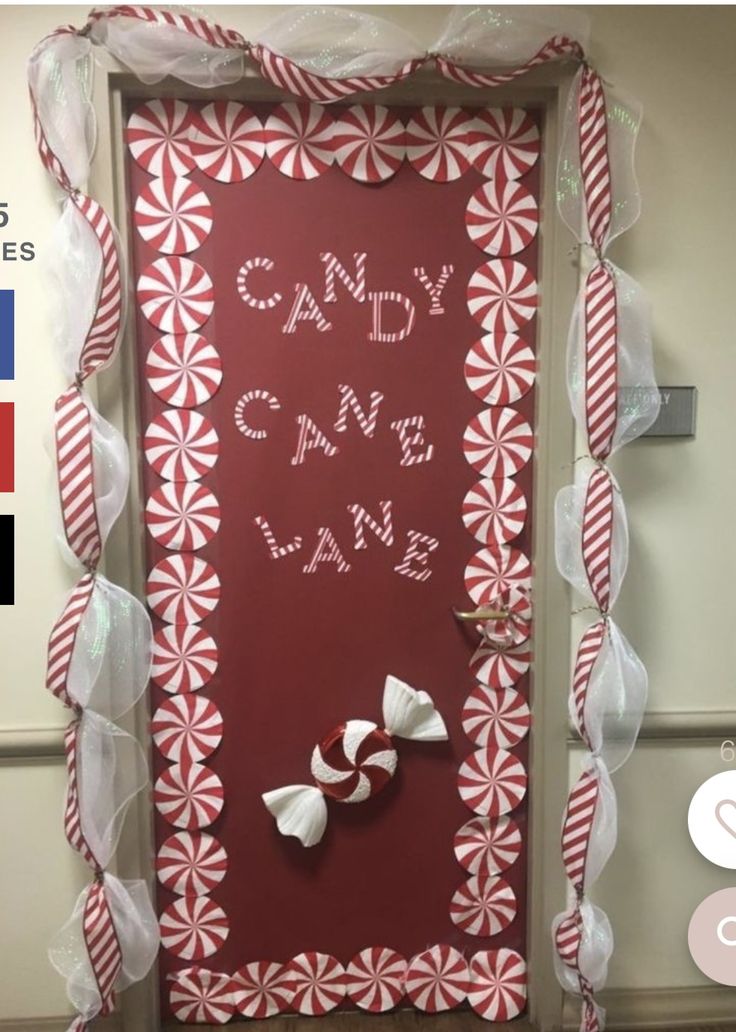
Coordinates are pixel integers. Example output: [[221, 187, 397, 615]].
[[87, 4, 246, 49], [72, 195, 124, 379], [584, 263, 618, 461], [54, 386, 102, 571], [436, 36, 583, 88]]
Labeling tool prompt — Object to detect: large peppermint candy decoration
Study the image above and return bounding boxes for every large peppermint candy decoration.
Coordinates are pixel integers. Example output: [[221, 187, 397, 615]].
[[467, 259, 538, 333], [469, 108, 540, 180], [232, 961, 292, 1018], [450, 874, 517, 936], [462, 478, 527, 545], [463, 407, 533, 480], [170, 968, 235, 1025], [465, 545, 532, 604], [468, 948, 527, 1021], [470, 640, 532, 689], [346, 947, 407, 1012], [405, 106, 471, 181], [464, 334, 536, 405], [152, 624, 218, 693], [137, 257, 214, 334], [145, 481, 221, 551], [458, 747, 527, 816], [462, 686, 531, 749], [156, 830, 228, 895], [154, 761, 224, 829], [310, 720, 397, 803], [454, 815, 522, 875], [333, 105, 405, 182], [466, 180, 538, 256], [146, 333, 223, 408], [152, 695, 223, 764], [264, 103, 334, 180], [405, 945, 470, 1012], [146, 555, 221, 624], [126, 98, 195, 177], [160, 896, 229, 960], [190, 101, 265, 182], [144, 409, 219, 481], [287, 952, 346, 1015], [134, 177, 212, 256]]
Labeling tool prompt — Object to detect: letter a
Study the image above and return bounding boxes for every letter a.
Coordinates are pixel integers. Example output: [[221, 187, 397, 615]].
[[292, 415, 339, 466], [283, 284, 332, 335], [303, 527, 352, 574]]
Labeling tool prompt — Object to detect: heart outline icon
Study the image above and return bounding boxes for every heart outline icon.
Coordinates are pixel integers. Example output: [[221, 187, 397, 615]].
[[715, 799, 736, 839]]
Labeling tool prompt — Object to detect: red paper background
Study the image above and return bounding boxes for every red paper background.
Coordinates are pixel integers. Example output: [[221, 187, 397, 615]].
[[126, 100, 541, 1013]]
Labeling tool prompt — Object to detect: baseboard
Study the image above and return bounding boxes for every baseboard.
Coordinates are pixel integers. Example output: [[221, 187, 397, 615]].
[[0, 1017, 121, 1031], [563, 984, 736, 1029]]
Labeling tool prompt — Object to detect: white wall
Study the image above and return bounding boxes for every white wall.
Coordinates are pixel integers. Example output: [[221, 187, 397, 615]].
[[0, 3, 734, 1024]]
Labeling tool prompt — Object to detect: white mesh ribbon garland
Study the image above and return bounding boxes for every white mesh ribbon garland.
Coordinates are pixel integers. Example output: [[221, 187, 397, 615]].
[[552, 59, 655, 1032], [29, 7, 651, 1027], [263, 677, 448, 847]]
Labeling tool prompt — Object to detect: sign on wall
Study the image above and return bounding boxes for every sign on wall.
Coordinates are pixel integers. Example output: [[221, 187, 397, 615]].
[[126, 97, 540, 1024]]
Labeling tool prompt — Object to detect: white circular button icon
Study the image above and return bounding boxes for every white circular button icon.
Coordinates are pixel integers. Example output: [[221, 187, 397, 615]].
[[688, 770, 736, 869]]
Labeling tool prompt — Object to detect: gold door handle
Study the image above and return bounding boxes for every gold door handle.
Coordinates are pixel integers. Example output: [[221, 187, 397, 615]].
[[453, 606, 508, 622]]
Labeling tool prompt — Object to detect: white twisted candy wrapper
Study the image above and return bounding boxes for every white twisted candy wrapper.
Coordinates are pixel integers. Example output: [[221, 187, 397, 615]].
[[263, 676, 448, 847]]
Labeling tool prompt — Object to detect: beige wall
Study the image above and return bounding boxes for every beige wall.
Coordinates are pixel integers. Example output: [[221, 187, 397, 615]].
[[0, 4, 734, 1026]]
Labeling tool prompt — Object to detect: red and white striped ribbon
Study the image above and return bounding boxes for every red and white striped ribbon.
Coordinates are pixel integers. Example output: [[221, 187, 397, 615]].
[[578, 66, 612, 253], [54, 386, 102, 570], [581, 467, 614, 613], [46, 572, 95, 708], [554, 905, 583, 969], [63, 719, 100, 870], [579, 976, 602, 1032], [436, 35, 583, 88], [252, 43, 424, 103], [87, 5, 246, 49], [71, 195, 124, 379], [561, 766, 600, 897], [571, 620, 607, 749], [82, 879, 123, 1015], [584, 263, 618, 461]]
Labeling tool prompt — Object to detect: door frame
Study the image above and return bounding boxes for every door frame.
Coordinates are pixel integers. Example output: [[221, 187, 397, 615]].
[[91, 60, 577, 1032]]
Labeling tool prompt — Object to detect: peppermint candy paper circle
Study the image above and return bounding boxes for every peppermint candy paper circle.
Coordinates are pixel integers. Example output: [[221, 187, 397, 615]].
[[406, 106, 471, 181], [191, 101, 265, 182], [138, 257, 214, 334], [152, 624, 218, 693], [333, 105, 405, 182], [287, 952, 346, 1015], [126, 98, 195, 177], [170, 968, 235, 1025], [310, 720, 397, 803], [458, 747, 527, 817], [144, 409, 219, 482], [470, 640, 532, 689], [146, 334, 223, 408], [454, 815, 522, 875], [450, 874, 517, 937], [160, 896, 229, 960], [156, 830, 228, 895], [462, 478, 527, 545], [346, 947, 407, 1012], [465, 545, 532, 605], [467, 259, 538, 333], [232, 961, 292, 1019], [264, 103, 334, 180], [466, 180, 538, 256], [468, 948, 527, 1021], [134, 177, 212, 256], [463, 407, 533, 479], [152, 695, 223, 764], [146, 482, 221, 551], [462, 686, 531, 749], [470, 108, 540, 180], [464, 333, 536, 406], [146, 555, 221, 624], [154, 761, 224, 829], [405, 945, 470, 1012]]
